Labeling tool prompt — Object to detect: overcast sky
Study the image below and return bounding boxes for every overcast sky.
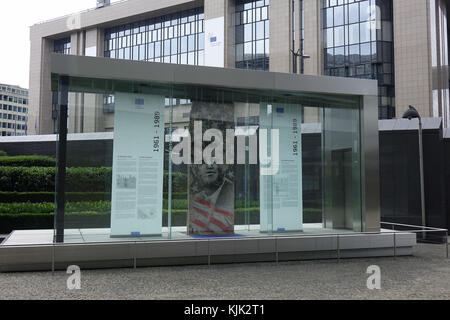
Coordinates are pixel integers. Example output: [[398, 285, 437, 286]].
[[0, 0, 121, 89]]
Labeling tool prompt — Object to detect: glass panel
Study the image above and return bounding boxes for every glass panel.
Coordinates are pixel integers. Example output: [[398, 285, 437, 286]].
[[235, 0, 269, 71], [322, 101, 362, 231], [334, 26, 344, 47], [349, 23, 359, 45], [53, 74, 364, 244]]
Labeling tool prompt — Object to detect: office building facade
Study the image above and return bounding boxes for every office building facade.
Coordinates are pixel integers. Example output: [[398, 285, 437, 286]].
[[29, 0, 450, 135], [0, 84, 29, 136]]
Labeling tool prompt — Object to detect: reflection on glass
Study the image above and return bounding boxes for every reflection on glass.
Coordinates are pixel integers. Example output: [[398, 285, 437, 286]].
[[55, 76, 363, 243], [323, 0, 395, 118]]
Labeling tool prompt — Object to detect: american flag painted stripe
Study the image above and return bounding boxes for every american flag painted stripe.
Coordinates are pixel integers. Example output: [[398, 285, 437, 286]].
[[192, 206, 210, 219], [191, 219, 215, 233], [193, 198, 234, 219], [193, 207, 232, 232]]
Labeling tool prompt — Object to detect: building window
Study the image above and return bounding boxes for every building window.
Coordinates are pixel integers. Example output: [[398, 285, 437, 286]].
[[54, 38, 71, 54], [322, 0, 395, 119], [104, 7, 205, 66], [235, 0, 270, 71], [103, 94, 115, 113]]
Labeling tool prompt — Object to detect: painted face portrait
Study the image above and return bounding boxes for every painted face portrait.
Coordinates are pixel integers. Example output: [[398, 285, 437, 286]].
[[197, 163, 219, 186]]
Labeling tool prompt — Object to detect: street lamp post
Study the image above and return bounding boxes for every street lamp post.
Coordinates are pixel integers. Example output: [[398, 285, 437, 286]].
[[402, 105, 426, 235], [291, 49, 310, 74]]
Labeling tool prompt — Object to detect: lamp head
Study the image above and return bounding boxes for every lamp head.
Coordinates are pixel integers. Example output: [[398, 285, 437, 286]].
[[402, 105, 421, 120]]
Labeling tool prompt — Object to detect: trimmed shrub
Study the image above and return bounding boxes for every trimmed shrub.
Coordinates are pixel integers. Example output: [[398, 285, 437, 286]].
[[0, 167, 112, 192], [0, 155, 55, 167], [0, 167, 55, 192], [65, 167, 112, 192], [0, 192, 187, 203], [163, 192, 187, 200], [0, 201, 111, 215], [0, 167, 186, 193], [0, 192, 111, 203], [163, 199, 188, 210], [0, 150, 7, 157], [163, 172, 188, 193]]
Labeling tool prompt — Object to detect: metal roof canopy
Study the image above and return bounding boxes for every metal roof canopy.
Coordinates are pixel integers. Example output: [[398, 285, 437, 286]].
[[50, 54, 378, 97]]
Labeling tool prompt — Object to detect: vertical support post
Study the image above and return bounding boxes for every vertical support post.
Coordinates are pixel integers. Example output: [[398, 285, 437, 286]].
[[245, 102, 250, 231], [275, 237, 279, 264], [133, 241, 137, 270], [208, 240, 211, 266], [337, 234, 340, 263], [55, 76, 69, 244], [418, 118, 426, 240], [393, 232, 397, 259], [52, 243, 55, 275], [168, 95, 174, 240], [446, 235, 448, 259]]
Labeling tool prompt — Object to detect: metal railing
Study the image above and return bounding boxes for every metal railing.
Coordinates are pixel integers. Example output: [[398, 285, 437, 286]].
[[381, 222, 448, 259], [47, 223, 446, 273]]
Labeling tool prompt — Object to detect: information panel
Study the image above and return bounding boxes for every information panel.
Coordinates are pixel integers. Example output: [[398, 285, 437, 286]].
[[259, 104, 303, 232], [110, 93, 165, 237]]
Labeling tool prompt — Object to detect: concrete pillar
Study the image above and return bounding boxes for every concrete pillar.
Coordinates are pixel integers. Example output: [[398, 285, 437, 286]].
[[303, 0, 321, 75], [269, 0, 293, 73], [393, 0, 433, 118], [39, 39, 54, 135], [204, 0, 234, 68]]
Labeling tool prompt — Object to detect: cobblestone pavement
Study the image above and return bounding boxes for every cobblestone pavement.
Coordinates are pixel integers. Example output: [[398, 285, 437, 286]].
[[0, 240, 448, 300]]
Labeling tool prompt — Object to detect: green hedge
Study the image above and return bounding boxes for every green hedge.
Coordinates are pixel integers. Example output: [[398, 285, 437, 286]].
[[0, 167, 55, 192], [0, 167, 112, 192], [0, 167, 190, 193], [163, 192, 187, 200], [0, 150, 7, 157], [0, 192, 190, 203], [0, 200, 264, 215], [163, 172, 188, 193], [0, 201, 111, 215], [0, 155, 56, 167], [65, 167, 112, 192], [0, 192, 111, 203]]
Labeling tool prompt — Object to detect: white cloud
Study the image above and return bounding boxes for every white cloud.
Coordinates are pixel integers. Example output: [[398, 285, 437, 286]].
[[0, 0, 121, 88]]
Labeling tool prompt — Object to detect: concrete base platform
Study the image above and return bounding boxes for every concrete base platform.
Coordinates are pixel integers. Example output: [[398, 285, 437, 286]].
[[0, 226, 417, 272]]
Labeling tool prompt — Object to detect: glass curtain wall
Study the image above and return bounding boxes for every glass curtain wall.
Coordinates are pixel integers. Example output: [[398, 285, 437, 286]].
[[54, 76, 363, 244], [235, 0, 270, 70], [104, 8, 205, 65], [323, 0, 394, 119], [54, 38, 71, 55]]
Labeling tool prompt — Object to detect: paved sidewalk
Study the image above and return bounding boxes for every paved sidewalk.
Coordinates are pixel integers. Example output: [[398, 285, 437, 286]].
[[0, 240, 448, 300]]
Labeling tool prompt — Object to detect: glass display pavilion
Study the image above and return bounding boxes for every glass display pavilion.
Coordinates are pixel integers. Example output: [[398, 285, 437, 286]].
[[0, 54, 416, 271]]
